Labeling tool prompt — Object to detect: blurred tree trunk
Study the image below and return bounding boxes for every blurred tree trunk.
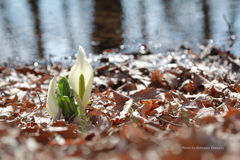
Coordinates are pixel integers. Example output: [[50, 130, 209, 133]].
[[92, 0, 123, 53]]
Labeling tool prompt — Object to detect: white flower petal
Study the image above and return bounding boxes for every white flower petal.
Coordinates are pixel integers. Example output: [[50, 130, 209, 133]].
[[75, 73, 93, 110], [82, 73, 93, 107], [69, 46, 93, 109], [46, 75, 59, 119], [73, 90, 83, 111]]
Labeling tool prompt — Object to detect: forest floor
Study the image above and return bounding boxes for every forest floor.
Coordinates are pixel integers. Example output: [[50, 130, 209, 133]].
[[1, 44, 240, 160]]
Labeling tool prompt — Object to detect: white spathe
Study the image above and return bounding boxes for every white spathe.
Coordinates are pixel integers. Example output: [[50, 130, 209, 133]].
[[69, 46, 93, 110], [46, 75, 59, 119]]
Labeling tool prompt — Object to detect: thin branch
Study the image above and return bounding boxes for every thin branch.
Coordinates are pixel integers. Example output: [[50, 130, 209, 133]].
[[67, 111, 78, 124], [36, 91, 43, 117], [223, 15, 232, 35], [223, 15, 235, 53], [156, 116, 183, 127]]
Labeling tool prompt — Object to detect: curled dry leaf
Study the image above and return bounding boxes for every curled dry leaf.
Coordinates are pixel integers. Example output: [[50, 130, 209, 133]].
[[0, 106, 13, 119]]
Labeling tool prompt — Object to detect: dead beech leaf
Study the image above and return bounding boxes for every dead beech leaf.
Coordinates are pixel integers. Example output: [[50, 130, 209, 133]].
[[137, 103, 151, 117], [39, 73, 51, 84], [204, 85, 224, 98], [9, 88, 20, 96], [21, 125, 53, 145], [95, 63, 110, 75], [196, 107, 215, 119], [145, 103, 160, 116], [16, 67, 45, 76], [96, 114, 112, 134], [223, 108, 240, 118], [149, 70, 169, 89], [121, 125, 153, 150], [131, 88, 157, 100], [198, 116, 218, 125], [92, 92, 114, 107], [5, 94, 18, 104], [0, 66, 6, 71], [24, 99, 37, 108], [163, 72, 179, 89], [0, 81, 8, 88], [236, 83, 240, 93], [90, 136, 120, 152], [111, 117, 124, 125], [112, 89, 130, 111], [192, 73, 210, 89], [182, 109, 198, 119], [0, 100, 5, 106], [119, 99, 133, 119], [216, 102, 229, 114], [117, 82, 137, 91], [5, 116, 21, 127], [143, 124, 161, 134], [213, 82, 228, 92], [34, 116, 51, 124], [182, 100, 204, 109], [0, 106, 13, 119], [55, 125, 81, 140], [155, 114, 180, 131], [49, 120, 82, 140], [182, 81, 195, 94], [88, 107, 107, 126], [194, 94, 213, 107], [51, 120, 67, 127]]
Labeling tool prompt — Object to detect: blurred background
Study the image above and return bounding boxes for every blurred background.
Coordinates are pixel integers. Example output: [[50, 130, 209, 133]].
[[0, 0, 240, 62]]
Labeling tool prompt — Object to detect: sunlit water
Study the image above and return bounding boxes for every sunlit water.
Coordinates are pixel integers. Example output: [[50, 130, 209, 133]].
[[0, 0, 240, 63]]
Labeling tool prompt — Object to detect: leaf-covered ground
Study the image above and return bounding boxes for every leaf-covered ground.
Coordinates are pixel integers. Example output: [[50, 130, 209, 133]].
[[1, 44, 240, 160]]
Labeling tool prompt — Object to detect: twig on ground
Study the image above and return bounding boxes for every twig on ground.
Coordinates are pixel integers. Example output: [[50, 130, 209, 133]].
[[155, 116, 183, 127], [67, 111, 78, 124], [36, 91, 43, 117]]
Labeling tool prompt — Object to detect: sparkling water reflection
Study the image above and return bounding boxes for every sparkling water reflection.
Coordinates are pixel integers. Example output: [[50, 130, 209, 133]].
[[0, 0, 240, 62]]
